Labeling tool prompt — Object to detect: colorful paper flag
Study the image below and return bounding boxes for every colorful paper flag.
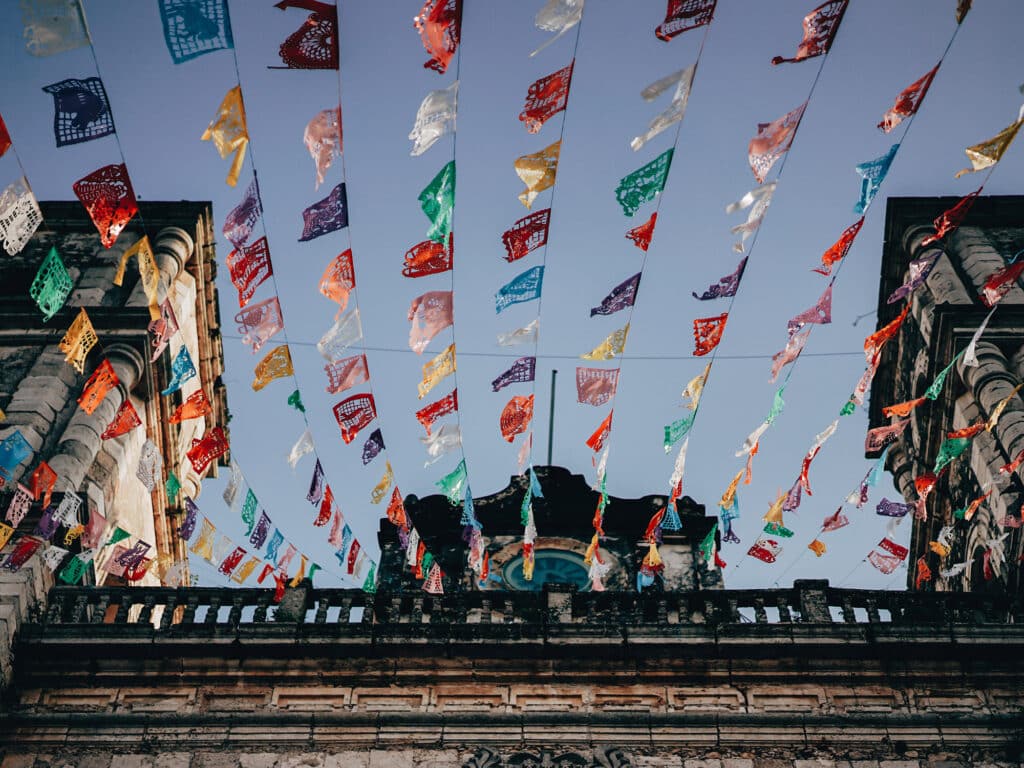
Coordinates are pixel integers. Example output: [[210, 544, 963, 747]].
[[43, 77, 114, 148], [854, 144, 899, 214], [300, 183, 348, 241], [655, 0, 716, 41], [408, 290, 454, 353], [496, 266, 544, 313], [419, 343, 456, 398], [304, 107, 342, 188], [519, 62, 574, 133], [576, 367, 619, 406], [410, 81, 458, 155], [201, 85, 249, 186], [515, 140, 561, 208], [771, 0, 848, 65], [414, 0, 462, 73], [158, 0, 234, 63], [419, 161, 455, 243], [227, 237, 273, 308], [615, 148, 673, 217], [879, 63, 940, 133], [72, 164, 137, 248], [500, 395, 534, 442], [492, 357, 536, 392]]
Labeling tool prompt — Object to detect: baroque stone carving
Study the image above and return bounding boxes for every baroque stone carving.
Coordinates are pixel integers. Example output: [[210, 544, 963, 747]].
[[463, 747, 631, 768]]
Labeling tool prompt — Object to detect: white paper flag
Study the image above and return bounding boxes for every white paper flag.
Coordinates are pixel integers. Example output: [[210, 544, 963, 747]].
[[287, 429, 315, 469], [726, 182, 777, 253], [317, 309, 362, 362], [409, 81, 458, 156], [497, 317, 539, 346], [531, 0, 584, 56], [964, 305, 997, 368], [631, 64, 696, 152], [421, 423, 462, 466], [0, 177, 42, 256]]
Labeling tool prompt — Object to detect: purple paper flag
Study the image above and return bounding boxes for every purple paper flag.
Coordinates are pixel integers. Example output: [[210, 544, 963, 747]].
[[693, 257, 747, 301], [300, 183, 348, 241], [223, 178, 262, 249], [876, 498, 912, 517], [307, 460, 325, 505], [361, 428, 385, 465], [787, 285, 832, 336], [591, 273, 641, 317], [249, 511, 271, 549], [491, 356, 537, 392]]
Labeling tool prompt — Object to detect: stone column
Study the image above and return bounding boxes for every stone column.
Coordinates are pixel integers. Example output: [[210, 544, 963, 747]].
[[125, 227, 195, 311], [48, 343, 145, 492]]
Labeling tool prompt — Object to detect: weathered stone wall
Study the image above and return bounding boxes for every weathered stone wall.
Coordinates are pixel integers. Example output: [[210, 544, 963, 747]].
[[2, 747, 1022, 768]]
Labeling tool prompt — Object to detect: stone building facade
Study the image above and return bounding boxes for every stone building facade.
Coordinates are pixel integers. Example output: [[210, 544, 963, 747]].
[[0, 201, 227, 675], [868, 195, 1024, 593]]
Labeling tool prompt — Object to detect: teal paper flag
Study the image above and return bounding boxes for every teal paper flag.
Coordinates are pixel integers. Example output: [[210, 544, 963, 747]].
[[419, 160, 455, 243], [436, 458, 467, 504], [924, 351, 964, 401], [854, 144, 899, 214], [161, 346, 197, 396], [496, 266, 544, 313], [30, 247, 72, 321], [933, 437, 970, 474], [663, 412, 695, 453], [615, 148, 673, 216]]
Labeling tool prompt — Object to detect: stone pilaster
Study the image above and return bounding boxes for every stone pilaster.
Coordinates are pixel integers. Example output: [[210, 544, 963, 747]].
[[47, 343, 145, 492]]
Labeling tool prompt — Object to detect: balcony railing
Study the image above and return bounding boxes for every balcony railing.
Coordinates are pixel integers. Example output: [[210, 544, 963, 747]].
[[33, 579, 1023, 634]]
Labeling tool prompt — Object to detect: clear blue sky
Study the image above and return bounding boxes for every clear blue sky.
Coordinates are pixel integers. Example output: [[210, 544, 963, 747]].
[[1, 1, 1022, 590]]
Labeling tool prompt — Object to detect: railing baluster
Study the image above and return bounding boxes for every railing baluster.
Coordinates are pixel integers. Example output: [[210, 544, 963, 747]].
[[753, 597, 767, 624], [138, 594, 156, 626], [160, 594, 178, 630], [776, 596, 792, 623]]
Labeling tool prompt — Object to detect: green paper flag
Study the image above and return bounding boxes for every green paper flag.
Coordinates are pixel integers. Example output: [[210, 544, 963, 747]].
[[839, 398, 856, 416], [663, 412, 696, 453], [30, 247, 73, 322], [307, 563, 320, 584], [763, 521, 795, 538], [421, 552, 434, 577], [241, 489, 258, 535], [924, 351, 964, 401], [766, 385, 786, 425], [419, 160, 455, 243], [165, 471, 181, 504], [933, 436, 970, 474], [362, 561, 377, 593], [59, 555, 90, 585], [105, 527, 130, 546], [436, 458, 467, 505], [698, 523, 717, 563], [520, 485, 533, 526], [615, 148, 674, 217], [287, 389, 305, 413]]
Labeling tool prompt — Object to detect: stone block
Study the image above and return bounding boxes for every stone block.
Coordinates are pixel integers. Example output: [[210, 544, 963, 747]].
[[368, 752, 415, 768], [412, 751, 461, 767], [879, 762, 920, 768], [0, 755, 36, 768], [192, 754, 241, 768], [323, 755, 371, 768], [154, 755, 192, 768], [685, 761, 722, 768], [276, 755, 328, 768], [237, 756, 278, 768], [632, 758, 683, 768], [851, 762, 878, 768], [723, 760, 753, 768], [795, 761, 836, 768], [73, 756, 113, 768], [117, 757, 155, 768]]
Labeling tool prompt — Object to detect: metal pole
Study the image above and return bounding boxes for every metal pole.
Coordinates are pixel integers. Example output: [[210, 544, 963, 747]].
[[547, 369, 557, 466]]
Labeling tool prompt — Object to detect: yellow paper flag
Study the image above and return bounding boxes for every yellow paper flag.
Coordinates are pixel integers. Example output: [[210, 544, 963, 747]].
[[418, 343, 456, 399], [955, 115, 1024, 178], [987, 383, 1023, 431], [231, 556, 260, 584], [581, 324, 629, 361], [202, 85, 249, 187], [252, 345, 294, 391], [370, 462, 393, 504], [59, 307, 98, 373], [683, 363, 711, 410], [515, 140, 561, 208], [719, 469, 743, 510]]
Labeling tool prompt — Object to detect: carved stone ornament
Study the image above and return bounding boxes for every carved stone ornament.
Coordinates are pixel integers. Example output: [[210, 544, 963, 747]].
[[463, 747, 631, 768]]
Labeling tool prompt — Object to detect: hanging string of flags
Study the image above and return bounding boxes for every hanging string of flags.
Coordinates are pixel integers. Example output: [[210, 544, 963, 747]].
[[3, 0, 1017, 594]]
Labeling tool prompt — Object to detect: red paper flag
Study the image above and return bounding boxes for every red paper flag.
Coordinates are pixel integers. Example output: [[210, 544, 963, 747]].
[[914, 556, 932, 589], [625, 212, 657, 252], [218, 546, 247, 576], [586, 411, 613, 453], [499, 395, 534, 442], [77, 359, 119, 415], [771, 0, 848, 65], [1000, 448, 1024, 477], [347, 539, 361, 574], [879, 64, 940, 133], [655, 0, 716, 41], [868, 550, 901, 574], [414, 0, 462, 74], [0, 112, 11, 158], [864, 303, 910, 361], [747, 538, 781, 563], [502, 209, 550, 263], [693, 314, 727, 356], [416, 388, 458, 435], [878, 537, 908, 560], [576, 368, 619, 406], [226, 237, 273, 308], [169, 389, 213, 424], [274, 0, 339, 70], [314, 486, 334, 527], [403, 233, 453, 277], [101, 399, 141, 440], [813, 217, 864, 276], [386, 486, 408, 530], [979, 260, 1024, 307], [29, 463, 57, 509], [186, 426, 229, 474], [921, 188, 982, 248], [947, 422, 985, 440], [332, 394, 376, 444], [72, 164, 138, 248], [519, 62, 574, 134]]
